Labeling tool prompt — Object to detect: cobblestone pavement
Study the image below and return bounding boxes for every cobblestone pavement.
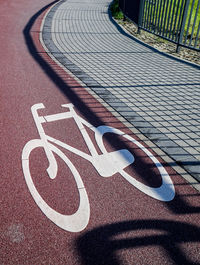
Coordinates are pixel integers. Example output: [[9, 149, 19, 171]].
[[42, 0, 200, 181]]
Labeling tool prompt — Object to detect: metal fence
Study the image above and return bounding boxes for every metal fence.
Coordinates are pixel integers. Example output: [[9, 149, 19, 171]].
[[119, 0, 200, 51]]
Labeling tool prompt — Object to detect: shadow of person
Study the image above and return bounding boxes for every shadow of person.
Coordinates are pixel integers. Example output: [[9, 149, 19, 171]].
[[75, 219, 200, 265]]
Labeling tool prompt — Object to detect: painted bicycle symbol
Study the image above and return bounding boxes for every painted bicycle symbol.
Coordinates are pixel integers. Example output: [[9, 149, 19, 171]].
[[22, 103, 175, 232]]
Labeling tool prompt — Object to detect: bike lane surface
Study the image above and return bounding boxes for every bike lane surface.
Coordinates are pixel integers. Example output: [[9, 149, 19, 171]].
[[0, 0, 200, 264]]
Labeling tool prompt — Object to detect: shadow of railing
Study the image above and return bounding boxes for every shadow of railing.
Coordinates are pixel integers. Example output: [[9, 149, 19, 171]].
[[75, 220, 200, 265]]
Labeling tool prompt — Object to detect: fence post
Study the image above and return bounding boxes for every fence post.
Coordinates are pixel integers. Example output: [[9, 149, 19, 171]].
[[123, 0, 126, 21], [138, 0, 145, 34], [176, 0, 190, 52]]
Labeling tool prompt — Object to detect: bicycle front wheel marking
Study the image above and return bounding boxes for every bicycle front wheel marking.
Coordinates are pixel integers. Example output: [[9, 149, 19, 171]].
[[95, 126, 175, 202], [22, 139, 90, 232]]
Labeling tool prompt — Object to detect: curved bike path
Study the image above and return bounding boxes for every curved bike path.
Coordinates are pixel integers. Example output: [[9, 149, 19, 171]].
[[43, 0, 200, 182], [0, 0, 200, 264]]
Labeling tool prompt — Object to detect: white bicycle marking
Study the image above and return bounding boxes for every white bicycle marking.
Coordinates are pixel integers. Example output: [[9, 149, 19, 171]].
[[95, 126, 175, 201], [22, 140, 90, 233], [22, 103, 175, 232]]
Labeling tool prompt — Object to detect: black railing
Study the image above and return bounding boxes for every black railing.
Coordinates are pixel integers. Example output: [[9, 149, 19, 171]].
[[119, 0, 200, 52]]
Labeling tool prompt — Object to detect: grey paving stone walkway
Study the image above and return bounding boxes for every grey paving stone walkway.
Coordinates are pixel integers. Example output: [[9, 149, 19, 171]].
[[42, 0, 200, 181]]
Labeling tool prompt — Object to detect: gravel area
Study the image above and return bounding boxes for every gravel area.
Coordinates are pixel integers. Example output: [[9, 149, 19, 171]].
[[116, 19, 200, 66]]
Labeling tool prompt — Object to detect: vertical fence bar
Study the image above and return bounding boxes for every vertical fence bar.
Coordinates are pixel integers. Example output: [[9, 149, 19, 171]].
[[144, 0, 149, 29], [189, 0, 200, 46], [175, 1, 185, 43], [143, 0, 148, 29], [162, 0, 170, 37], [194, 20, 200, 48], [123, 0, 126, 20], [149, 0, 156, 31], [138, 0, 145, 33], [145, 0, 150, 29], [158, 0, 165, 35], [159, 0, 165, 36], [184, 0, 195, 45], [168, 0, 178, 39], [156, 0, 162, 33], [157, 0, 163, 35], [172, 0, 181, 41], [176, 0, 190, 52], [154, 0, 160, 33], [150, 0, 156, 32], [148, 0, 153, 30], [165, 0, 173, 38], [142, 0, 147, 28], [146, 0, 151, 30]]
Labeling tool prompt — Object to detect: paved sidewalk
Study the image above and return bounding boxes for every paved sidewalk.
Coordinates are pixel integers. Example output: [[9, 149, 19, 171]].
[[42, 0, 200, 181]]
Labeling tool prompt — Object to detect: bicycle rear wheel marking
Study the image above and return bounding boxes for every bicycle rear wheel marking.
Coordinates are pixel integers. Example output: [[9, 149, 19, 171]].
[[95, 126, 175, 202]]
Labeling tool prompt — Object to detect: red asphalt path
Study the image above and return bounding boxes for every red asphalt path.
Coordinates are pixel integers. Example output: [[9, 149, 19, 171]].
[[0, 0, 200, 264]]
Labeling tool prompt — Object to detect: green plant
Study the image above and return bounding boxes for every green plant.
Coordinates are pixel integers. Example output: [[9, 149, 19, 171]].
[[110, 0, 124, 19]]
